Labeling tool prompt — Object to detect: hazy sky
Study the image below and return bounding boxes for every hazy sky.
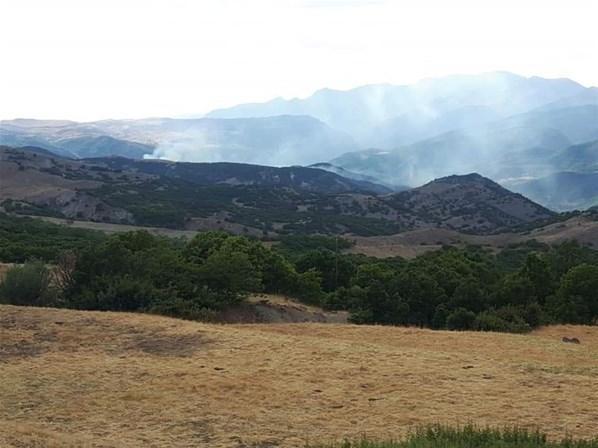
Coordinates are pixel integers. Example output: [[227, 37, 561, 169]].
[[1, 0, 597, 121]]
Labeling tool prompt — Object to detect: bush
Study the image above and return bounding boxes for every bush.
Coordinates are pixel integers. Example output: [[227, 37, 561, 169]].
[[473, 310, 531, 333], [0, 261, 55, 306], [446, 308, 476, 330], [315, 424, 598, 447], [149, 291, 221, 321], [67, 276, 160, 311]]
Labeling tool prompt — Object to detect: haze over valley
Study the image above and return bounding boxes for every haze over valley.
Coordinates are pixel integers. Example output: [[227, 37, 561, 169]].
[[3, 71, 597, 211]]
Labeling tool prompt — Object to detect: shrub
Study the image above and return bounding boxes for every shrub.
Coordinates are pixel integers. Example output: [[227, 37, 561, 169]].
[[474, 308, 531, 333], [0, 261, 55, 306], [67, 276, 160, 311], [315, 424, 598, 447], [446, 307, 476, 330], [149, 290, 221, 321]]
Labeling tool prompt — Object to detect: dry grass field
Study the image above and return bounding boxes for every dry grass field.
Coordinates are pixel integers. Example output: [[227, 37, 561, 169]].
[[1, 305, 597, 447]]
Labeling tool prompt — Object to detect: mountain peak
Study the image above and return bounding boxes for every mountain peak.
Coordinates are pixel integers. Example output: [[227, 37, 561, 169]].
[[431, 172, 489, 183], [386, 172, 555, 234]]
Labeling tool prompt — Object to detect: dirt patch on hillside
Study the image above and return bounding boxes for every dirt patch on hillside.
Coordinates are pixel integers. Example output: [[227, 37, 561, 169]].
[[128, 332, 205, 357], [219, 294, 349, 324]]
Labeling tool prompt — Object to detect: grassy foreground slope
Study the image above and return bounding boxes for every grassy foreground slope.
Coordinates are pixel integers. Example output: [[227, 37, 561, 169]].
[[1, 305, 597, 447]]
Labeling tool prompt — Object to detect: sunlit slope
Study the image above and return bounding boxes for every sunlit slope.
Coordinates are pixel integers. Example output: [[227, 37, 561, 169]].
[[1, 305, 596, 447]]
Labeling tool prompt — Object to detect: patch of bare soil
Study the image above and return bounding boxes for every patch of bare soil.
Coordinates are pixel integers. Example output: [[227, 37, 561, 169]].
[[218, 294, 349, 324]]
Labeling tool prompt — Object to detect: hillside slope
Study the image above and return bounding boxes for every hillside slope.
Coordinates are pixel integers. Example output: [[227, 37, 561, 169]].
[[385, 173, 555, 233], [0, 146, 556, 236], [506, 171, 598, 211], [1, 305, 597, 447]]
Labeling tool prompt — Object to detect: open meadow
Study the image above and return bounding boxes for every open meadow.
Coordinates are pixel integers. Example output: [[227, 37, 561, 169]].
[[1, 305, 596, 447]]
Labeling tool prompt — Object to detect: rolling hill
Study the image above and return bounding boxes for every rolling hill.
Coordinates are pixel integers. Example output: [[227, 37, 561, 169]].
[[0, 146, 555, 236]]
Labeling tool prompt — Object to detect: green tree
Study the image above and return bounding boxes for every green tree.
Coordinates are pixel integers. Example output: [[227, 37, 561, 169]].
[[520, 253, 554, 302], [449, 278, 486, 313], [446, 307, 476, 330], [551, 264, 598, 324], [295, 249, 355, 292], [396, 269, 447, 326]]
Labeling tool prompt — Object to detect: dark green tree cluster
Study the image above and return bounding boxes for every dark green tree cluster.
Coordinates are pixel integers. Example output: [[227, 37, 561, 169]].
[[0, 212, 105, 263], [0, 230, 321, 320], [332, 242, 598, 332], [286, 240, 598, 331]]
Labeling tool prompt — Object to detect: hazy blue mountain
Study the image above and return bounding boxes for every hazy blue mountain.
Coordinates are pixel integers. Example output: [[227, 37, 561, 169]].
[[330, 101, 597, 191], [331, 124, 571, 187], [56, 136, 155, 159], [549, 140, 598, 172], [0, 115, 358, 166], [308, 162, 407, 191], [538, 87, 598, 110], [506, 171, 598, 211], [2, 72, 596, 209], [499, 139, 598, 211], [498, 105, 598, 144], [207, 72, 590, 147]]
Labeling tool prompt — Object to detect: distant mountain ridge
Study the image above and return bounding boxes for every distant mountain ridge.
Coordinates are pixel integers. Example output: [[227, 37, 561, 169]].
[[0, 115, 358, 166], [88, 156, 391, 195], [2, 71, 597, 211], [207, 72, 595, 147], [330, 106, 598, 187]]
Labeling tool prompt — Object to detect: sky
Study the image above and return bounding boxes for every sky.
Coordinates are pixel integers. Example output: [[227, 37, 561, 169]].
[[1, 0, 597, 121]]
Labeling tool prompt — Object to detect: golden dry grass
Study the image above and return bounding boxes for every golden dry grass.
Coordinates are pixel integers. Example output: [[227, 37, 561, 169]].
[[1, 305, 597, 447]]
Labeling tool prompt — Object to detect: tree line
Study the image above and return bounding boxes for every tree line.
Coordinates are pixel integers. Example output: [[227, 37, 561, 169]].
[[1, 213, 597, 331]]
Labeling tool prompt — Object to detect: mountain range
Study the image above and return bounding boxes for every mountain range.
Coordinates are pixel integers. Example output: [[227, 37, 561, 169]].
[[1, 72, 597, 210], [0, 146, 556, 237], [0, 116, 357, 166]]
